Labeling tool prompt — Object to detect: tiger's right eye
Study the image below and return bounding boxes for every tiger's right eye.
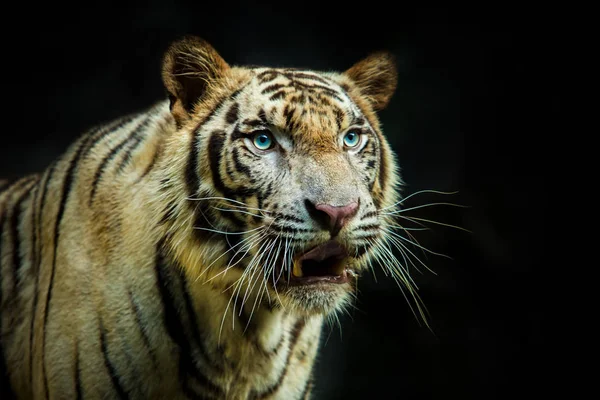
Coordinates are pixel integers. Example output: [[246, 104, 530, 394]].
[[251, 131, 275, 151]]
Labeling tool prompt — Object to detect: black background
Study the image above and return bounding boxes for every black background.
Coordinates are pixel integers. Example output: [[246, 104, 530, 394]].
[[1, 2, 554, 399]]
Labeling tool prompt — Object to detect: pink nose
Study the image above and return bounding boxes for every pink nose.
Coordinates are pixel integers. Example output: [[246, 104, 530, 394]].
[[314, 201, 359, 235]]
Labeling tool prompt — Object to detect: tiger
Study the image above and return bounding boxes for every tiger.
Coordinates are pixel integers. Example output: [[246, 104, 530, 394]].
[[0, 35, 404, 399]]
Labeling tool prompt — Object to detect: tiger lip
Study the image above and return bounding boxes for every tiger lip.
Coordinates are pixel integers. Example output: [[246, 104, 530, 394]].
[[288, 240, 352, 285]]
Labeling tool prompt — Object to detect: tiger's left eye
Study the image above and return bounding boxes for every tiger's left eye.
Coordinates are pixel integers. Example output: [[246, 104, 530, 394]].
[[343, 131, 360, 148]]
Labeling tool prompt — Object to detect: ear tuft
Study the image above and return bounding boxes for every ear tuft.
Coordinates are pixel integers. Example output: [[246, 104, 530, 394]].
[[162, 36, 230, 123], [344, 51, 398, 111]]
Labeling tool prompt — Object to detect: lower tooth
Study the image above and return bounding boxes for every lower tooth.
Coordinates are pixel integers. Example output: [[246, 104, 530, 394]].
[[293, 262, 303, 277]]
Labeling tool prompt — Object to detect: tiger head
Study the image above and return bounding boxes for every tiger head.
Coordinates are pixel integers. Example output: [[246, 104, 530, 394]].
[[160, 36, 402, 317]]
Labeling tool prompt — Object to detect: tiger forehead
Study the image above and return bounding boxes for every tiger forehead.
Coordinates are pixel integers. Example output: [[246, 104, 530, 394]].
[[233, 67, 360, 137]]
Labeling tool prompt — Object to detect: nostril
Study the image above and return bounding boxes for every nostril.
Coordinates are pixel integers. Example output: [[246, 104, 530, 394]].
[[305, 200, 359, 235], [304, 199, 330, 230]]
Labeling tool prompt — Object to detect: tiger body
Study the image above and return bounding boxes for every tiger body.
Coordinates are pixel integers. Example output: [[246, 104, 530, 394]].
[[0, 37, 400, 399]]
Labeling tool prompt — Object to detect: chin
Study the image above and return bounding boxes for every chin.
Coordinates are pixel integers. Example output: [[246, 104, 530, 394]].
[[276, 282, 356, 316]]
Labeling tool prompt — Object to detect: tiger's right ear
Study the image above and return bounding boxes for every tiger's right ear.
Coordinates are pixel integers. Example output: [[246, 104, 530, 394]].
[[162, 36, 230, 124]]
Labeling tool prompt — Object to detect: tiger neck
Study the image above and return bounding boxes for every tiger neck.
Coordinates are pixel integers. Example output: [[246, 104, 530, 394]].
[[157, 245, 320, 366]]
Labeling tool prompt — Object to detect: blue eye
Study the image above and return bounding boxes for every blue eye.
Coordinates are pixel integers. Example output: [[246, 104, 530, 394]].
[[343, 131, 360, 148], [252, 131, 274, 151]]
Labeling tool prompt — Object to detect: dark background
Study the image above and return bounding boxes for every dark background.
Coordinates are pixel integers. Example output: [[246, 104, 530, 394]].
[[1, 2, 555, 399]]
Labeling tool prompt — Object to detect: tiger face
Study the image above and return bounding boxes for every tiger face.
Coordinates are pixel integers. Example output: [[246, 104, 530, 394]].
[[162, 37, 400, 316]]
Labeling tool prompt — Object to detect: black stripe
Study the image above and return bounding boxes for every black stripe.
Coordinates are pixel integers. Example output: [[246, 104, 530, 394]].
[[0, 177, 37, 204], [75, 341, 83, 400], [192, 197, 219, 241], [269, 225, 314, 234], [287, 76, 342, 97], [89, 116, 149, 205], [43, 136, 90, 399], [263, 182, 273, 199], [115, 115, 153, 173], [208, 130, 229, 196], [154, 249, 223, 398], [356, 223, 380, 232], [100, 319, 130, 399], [261, 83, 286, 94], [252, 319, 306, 399], [283, 104, 296, 133], [230, 126, 247, 142], [256, 70, 279, 83], [127, 289, 158, 368], [10, 181, 35, 293], [80, 115, 138, 162], [361, 210, 378, 220], [29, 163, 56, 390], [269, 91, 287, 101], [179, 275, 223, 373], [28, 179, 40, 282], [352, 117, 366, 126], [225, 102, 239, 124], [231, 148, 251, 177], [257, 108, 267, 124], [186, 90, 244, 201], [283, 71, 331, 85], [271, 213, 304, 224], [241, 119, 265, 129], [300, 374, 314, 400], [158, 201, 178, 226]]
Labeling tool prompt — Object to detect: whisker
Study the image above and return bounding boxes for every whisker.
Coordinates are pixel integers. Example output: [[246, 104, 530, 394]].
[[193, 225, 266, 235], [204, 230, 269, 283], [398, 215, 472, 233], [381, 201, 470, 215], [196, 230, 263, 283], [383, 227, 452, 260], [187, 195, 271, 214], [370, 239, 432, 329], [242, 238, 278, 309], [379, 189, 460, 211], [219, 234, 269, 339], [386, 234, 424, 276], [379, 240, 420, 289], [212, 207, 265, 219]]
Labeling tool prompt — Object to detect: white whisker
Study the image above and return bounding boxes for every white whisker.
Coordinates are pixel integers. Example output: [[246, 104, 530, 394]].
[[397, 215, 472, 233], [382, 201, 470, 215], [384, 227, 451, 261], [379, 189, 460, 211]]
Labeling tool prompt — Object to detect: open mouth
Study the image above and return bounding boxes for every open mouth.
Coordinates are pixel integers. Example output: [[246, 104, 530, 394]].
[[288, 240, 353, 285]]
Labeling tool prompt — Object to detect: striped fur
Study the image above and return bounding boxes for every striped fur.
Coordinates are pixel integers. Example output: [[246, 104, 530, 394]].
[[0, 36, 400, 399]]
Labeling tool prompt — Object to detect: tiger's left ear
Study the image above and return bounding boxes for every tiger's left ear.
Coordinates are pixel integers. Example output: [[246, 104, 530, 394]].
[[343, 51, 398, 111], [162, 36, 230, 124]]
